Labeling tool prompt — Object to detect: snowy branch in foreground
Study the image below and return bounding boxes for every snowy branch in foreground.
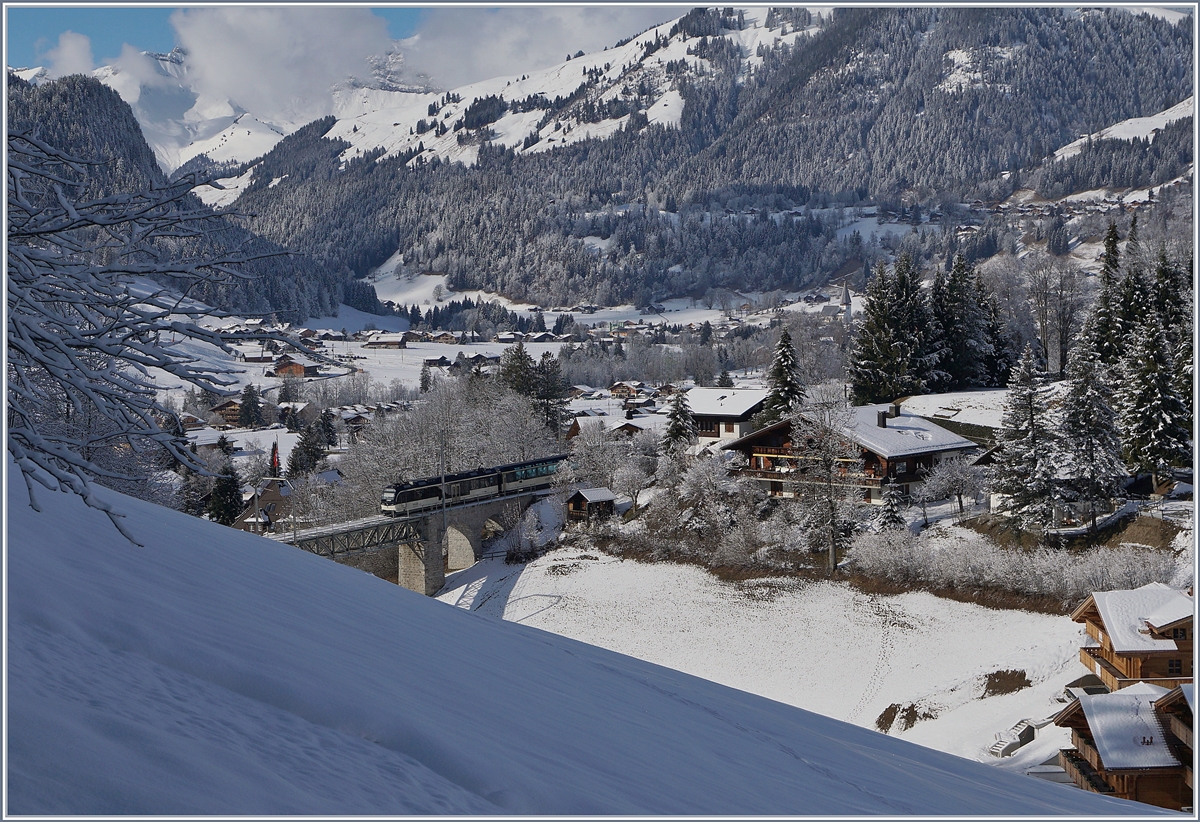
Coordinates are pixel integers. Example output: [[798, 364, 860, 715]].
[[6, 130, 288, 541]]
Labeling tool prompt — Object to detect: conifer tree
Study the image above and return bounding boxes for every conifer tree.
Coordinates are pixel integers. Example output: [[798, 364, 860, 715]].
[[1115, 317, 1190, 489], [287, 423, 326, 478], [661, 391, 696, 454], [237, 384, 265, 428], [498, 341, 537, 396], [207, 463, 243, 526], [419, 362, 432, 393], [716, 368, 734, 388], [318, 408, 338, 446], [1090, 222, 1125, 365], [876, 482, 907, 531], [1056, 333, 1125, 536], [928, 255, 990, 391], [992, 345, 1057, 532], [847, 262, 913, 404], [761, 329, 805, 423], [533, 351, 570, 431], [978, 281, 1015, 386]]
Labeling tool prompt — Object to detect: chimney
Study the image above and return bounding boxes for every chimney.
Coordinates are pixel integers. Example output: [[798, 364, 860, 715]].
[[890, 402, 901, 418], [625, 409, 635, 420], [877, 410, 888, 428]]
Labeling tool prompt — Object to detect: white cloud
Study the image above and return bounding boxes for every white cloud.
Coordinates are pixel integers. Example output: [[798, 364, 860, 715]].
[[400, 7, 678, 90], [169, 7, 393, 126], [41, 31, 95, 79]]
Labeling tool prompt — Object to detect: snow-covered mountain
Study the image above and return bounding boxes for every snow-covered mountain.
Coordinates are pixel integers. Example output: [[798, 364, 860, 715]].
[[7, 473, 1159, 815]]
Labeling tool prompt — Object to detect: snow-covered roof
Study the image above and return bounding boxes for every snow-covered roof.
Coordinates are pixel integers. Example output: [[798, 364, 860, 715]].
[[686, 388, 769, 419], [1078, 683, 1178, 770], [610, 414, 666, 434], [1091, 583, 1193, 653], [836, 406, 977, 459], [1144, 594, 1194, 631], [572, 487, 616, 503]]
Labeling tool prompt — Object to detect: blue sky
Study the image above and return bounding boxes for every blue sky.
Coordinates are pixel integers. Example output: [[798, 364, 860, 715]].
[[6, 7, 425, 68]]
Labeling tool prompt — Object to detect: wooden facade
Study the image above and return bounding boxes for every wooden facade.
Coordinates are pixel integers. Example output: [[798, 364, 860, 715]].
[[566, 488, 616, 521], [1071, 585, 1194, 692], [1054, 685, 1190, 810]]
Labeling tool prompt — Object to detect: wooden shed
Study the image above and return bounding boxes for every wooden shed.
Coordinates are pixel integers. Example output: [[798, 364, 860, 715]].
[[566, 487, 616, 521]]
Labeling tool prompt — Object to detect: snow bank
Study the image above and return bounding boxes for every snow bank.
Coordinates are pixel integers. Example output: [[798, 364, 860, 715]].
[[7, 475, 1153, 815]]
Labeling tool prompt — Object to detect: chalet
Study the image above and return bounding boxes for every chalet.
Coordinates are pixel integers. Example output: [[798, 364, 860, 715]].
[[569, 385, 595, 399], [609, 411, 666, 439], [654, 383, 680, 397], [363, 333, 408, 349], [609, 381, 645, 399], [722, 403, 976, 502], [276, 401, 319, 429], [622, 396, 656, 411], [210, 399, 241, 426], [1154, 684, 1194, 793], [178, 412, 207, 431], [235, 478, 293, 535], [423, 356, 452, 368], [566, 487, 616, 521], [272, 354, 320, 378], [429, 331, 461, 344], [1053, 682, 1190, 810], [687, 387, 769, 443], [1071, 583, 1194, 692], [564, 409, 608, 440]]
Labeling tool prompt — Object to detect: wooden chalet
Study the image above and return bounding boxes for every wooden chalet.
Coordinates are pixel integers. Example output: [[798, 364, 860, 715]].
[[210, 399, 241, 426], [178, 412, 207, 431], [273, 354, 320, 378], [687, 387, 769, 443], [609, 381, 645, 399], [722, 402, 976, 502], [566, 487, 616, 521], [1053, 682, 1190, 810], [1155, 684, 1194, 793], [1071, 583, 1194, 692]]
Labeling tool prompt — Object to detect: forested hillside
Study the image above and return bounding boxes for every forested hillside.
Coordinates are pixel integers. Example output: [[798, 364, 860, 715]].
[[6, 74, 383, 322], [223, 7, 1191, 308]]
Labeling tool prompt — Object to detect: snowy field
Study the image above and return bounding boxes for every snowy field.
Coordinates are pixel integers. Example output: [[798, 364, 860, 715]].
[[6, 475, 1154, 815], [439, 548, 1092, 767]]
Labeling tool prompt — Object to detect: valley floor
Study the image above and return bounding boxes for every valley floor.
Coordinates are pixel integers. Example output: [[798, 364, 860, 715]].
[[439, 546, 1089, 766]]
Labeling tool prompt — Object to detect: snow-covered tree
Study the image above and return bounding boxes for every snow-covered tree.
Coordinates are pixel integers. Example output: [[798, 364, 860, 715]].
[[1116, 316, 1191, 488], [788, 383, 863, 573], [287, 423, 326, 478], [848, 255, 931, 404], [1055, 333, 1125, 536], [991, 345, 1057, 532], [533, 351, 570, 432], [921, 455, 987, 516], [419, 362, 433, 393], [7, 130, 275, 541], [928, 254, 990, 391], [875, 483, 907, 531], [237, 384, 265, 429], [661, 391, 697, 455], [1089, 221, 1125, 366], [761, 329, 805, 423]]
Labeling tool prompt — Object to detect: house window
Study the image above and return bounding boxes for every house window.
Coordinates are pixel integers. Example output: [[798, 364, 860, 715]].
[[1172, 627, 1189, 640], [697, 419, 716, 433], [893, 461, 908, 476], [1168, 659, 1183, 675], [725, 422, 735, 433]]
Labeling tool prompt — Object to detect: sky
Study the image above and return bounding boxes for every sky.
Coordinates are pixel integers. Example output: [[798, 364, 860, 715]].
[[5, 5, 678, 90]]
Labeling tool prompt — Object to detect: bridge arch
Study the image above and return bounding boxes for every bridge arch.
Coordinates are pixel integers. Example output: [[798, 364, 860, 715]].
[[444, 525, 478, 572]]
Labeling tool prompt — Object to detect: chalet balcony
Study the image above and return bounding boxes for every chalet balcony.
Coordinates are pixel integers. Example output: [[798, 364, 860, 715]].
[[1071, 731, 1104, 772], [1080, 648, 1193, 692], [1167, 714, 1193, 751], [731, 468, 884, 488], [1058, 749, 1115, 795]]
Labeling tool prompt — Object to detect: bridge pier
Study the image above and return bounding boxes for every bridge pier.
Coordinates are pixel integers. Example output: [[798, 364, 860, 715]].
[[400, 518, 445, 596]]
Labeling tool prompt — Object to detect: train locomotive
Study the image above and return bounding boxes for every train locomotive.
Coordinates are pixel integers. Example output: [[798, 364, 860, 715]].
[[380, 454, 567, 517]]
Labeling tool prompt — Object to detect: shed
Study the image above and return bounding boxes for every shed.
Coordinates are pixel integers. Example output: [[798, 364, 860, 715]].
[[566, 487, 616, 521]]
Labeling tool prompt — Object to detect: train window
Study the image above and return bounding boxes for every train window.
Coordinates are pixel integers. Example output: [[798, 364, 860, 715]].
[[381, 490, 396, 503]]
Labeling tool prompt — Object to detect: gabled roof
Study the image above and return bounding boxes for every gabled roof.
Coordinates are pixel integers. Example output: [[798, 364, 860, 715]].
[[1078, 683, 1179, 770], [722, 405, 975, 459], [570, 487, 616, 503], [686, 388, 769, 419], [1144, 595, 1194, 633], [1081, 583, 1194, 653]]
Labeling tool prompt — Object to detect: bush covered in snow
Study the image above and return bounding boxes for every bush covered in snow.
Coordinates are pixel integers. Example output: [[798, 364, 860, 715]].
[[849, 523, 1191, 605]]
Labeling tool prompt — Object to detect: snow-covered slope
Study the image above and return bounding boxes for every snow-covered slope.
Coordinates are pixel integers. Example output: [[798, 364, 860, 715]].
[[1053, 95, 1194, 161], [7, 476, 1156, 815]]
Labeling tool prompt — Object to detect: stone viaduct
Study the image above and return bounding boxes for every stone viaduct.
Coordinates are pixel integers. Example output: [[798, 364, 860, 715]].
[[269, 491, 546, 595]]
